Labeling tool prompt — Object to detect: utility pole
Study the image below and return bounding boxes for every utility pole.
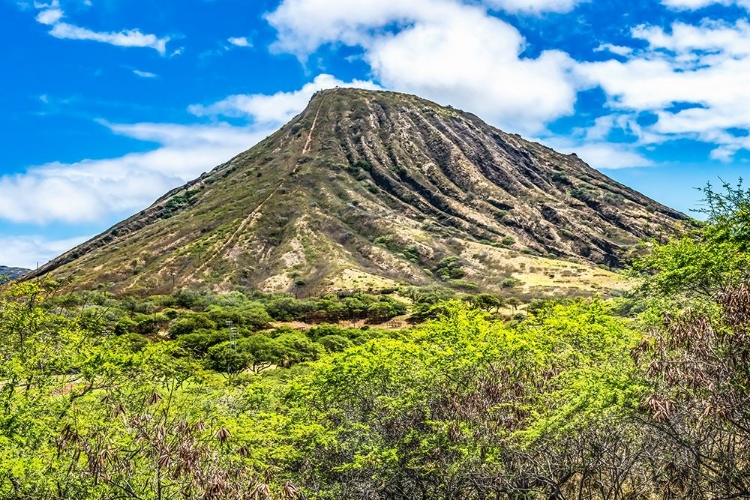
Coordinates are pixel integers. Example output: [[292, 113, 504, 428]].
[[226, 320, 237, 351]]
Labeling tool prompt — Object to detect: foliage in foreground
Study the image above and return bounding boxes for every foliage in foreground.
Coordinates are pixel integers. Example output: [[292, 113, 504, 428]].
[[1, 182, 750, 498], [0, 284, 641, 499]]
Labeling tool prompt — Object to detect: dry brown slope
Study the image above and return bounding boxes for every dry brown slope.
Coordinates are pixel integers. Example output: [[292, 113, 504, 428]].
[[27, 88, 690, 296]]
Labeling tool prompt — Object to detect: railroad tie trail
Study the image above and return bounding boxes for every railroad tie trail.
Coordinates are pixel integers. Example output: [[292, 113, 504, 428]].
[[182, 96, 327, 284], [302, 96, 325, 155]]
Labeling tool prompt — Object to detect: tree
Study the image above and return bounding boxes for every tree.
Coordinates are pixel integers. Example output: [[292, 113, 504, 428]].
[[318, 335, 353, 353], [633, 180, 750, 300], [505, 296, 522, 313], [631, 181, 750, 497], [237, 335, 281, 373], [168, 314, 217, 338], [433, 256, 466, 280], [0, 282, 302, 498], [274, 333, 324, 366], [206, 341, 253, 374], [283, 301, 642, 499], [470, 293, 504, 313]]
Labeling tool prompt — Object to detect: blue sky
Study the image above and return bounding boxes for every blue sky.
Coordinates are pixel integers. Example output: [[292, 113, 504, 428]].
[[1, 0, 749, 267]]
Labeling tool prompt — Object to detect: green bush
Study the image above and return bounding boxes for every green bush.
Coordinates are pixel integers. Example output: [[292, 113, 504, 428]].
[[274, 333, 324, 366], [115, 333, 151, 353], [433, 256, 466, 280], [178, 330, 228, 354], [501, 277, 523, 288], [168, 314, 217, 338], [318, 335, 354, 353], [113, 316, 137, 335], [206, 341, 253, 373], [205, 303, 271, 331]]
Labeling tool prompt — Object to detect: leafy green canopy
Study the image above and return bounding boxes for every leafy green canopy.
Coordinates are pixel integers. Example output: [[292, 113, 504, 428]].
[[633, 180, 750, 299], [280, 301, 642, 498], [6, 180, 750, 499], [0, 281, 641, 499]]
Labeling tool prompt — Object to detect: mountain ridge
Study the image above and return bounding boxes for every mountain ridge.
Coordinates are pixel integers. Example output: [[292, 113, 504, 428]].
[[0, 266, 31, 283], [26, 88, 690, 295]]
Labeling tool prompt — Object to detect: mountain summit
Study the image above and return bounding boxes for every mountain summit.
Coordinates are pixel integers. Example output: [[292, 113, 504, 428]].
[[29, 89, 687, 295]]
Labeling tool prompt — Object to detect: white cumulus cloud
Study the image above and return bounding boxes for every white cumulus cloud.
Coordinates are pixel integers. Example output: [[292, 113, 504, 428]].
[[661, 0, 750, 10], [594, 43, 633, 56], [189, 74, 381, 123], [543, 133, 655, 170], [266, 0, 581, 134], [267, 0, 441, 56], [49, 23, 170, 54], [227, 36, 251, 47], [35, 6, 62, 25], [0, 122, 274, 225], [266, 0, 586, 58], [33, 1, 170, 54], [0, 235, 91, 270], [365, 10, 577, 133], [133, 69, 157, 78], [481, 0, 585, 13], [578, 19, 750, 161], [569, 143, 654, 170]]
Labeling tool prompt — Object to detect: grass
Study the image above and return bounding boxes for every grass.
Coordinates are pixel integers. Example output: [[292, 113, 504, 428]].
[[459, 240, 631, 295]]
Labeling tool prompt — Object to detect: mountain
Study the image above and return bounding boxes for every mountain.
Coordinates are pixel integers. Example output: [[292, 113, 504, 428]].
[[0, 266, 31, 283], [26, 89, 689, 296]]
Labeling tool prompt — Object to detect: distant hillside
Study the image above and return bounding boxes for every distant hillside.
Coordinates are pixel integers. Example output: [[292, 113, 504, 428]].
[[26, 88, 690, 296], [0, 266, 30, 283]]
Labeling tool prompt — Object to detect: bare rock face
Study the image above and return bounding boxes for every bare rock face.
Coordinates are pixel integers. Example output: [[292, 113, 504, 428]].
[[26, 89, 689, 295]]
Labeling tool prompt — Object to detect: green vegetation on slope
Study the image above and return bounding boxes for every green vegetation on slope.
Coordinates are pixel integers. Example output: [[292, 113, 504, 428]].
[[1, 183, 749, 499]]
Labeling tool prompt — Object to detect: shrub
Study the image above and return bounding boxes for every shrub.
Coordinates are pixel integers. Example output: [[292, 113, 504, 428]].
[[501, 277, 523, 288], [318, 335, 354, 353], [433, 256, 466, 280], [178, 330, 228, 354], [206, 341, 253, 373], [168, 314, 217, 338]]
